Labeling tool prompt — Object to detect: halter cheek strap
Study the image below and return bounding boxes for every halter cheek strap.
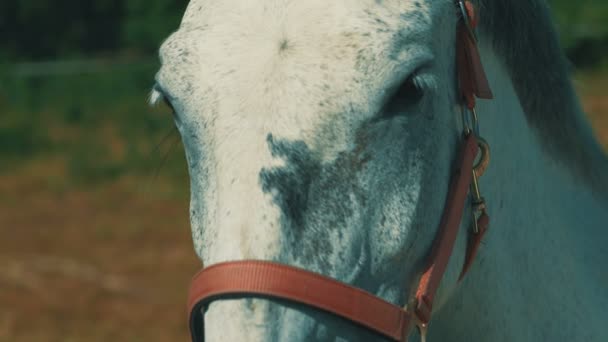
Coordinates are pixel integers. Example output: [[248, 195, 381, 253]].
[[454, 0, 492, 281]]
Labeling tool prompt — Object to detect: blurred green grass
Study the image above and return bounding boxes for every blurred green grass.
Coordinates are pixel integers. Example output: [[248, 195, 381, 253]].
[[550, 0, 608, 67], [550, 0, 608, 45], [0, 62, 188, 190]]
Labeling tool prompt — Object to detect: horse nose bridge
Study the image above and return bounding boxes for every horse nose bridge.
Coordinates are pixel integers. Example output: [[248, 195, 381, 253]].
[[196, 153, 287, 262], [202, 299, 276, 341], [213, 133, 319, 224]]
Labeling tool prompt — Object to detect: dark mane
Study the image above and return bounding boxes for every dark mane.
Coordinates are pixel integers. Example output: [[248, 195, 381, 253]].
[[478, 0, 608, 195]]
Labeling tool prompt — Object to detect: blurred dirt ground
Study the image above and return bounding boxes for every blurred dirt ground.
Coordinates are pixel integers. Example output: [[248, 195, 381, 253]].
[[0, 160, 196, 342], [0, 72, 606, 342]]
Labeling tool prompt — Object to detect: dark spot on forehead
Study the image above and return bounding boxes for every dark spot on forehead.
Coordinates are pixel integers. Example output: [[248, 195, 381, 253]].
[[279, 39, 290, 52]]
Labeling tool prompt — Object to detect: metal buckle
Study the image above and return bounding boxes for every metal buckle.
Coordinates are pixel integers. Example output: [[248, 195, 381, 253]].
[[470, 135, 490, 234], [461, 106, 480, 136], [470, 169, 486, 234], [461, 96, 490, 234], [473, 137, 490, 177], [403, 298, 429, 342]]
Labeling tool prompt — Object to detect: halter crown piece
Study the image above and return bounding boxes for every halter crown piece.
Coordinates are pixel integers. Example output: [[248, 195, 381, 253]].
[[186, 1, 493, 341]]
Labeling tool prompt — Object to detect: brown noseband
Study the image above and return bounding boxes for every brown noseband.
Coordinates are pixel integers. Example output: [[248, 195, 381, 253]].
[[187, 1, 493, 341]]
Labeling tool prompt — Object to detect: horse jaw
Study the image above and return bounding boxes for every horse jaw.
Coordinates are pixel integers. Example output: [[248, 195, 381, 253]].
[[156, 1, 464, 340]]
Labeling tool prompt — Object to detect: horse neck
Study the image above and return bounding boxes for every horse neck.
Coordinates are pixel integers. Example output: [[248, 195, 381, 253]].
[[476, 39, 608, 240], [432, 40, 608, 341]]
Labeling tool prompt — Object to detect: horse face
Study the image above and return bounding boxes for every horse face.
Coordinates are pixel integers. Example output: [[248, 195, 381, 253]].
[[154, 1, 462, 340]]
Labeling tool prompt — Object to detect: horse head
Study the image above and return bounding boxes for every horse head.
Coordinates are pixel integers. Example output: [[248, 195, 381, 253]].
[[152, 1, 608, 341]]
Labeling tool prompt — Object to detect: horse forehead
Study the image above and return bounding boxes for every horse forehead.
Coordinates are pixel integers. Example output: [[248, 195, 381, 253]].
[[165, 0, 437, 67], [159, 0, 438, 114], [180, 0, 434, 26]]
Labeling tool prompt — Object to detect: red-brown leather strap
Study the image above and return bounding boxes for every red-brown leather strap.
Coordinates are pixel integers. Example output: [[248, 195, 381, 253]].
[[456, 0, 493, 109], [459, 209, 489, 280], [414, 133, 478, 323], [188, 261, 414, 342], [455, 1, 492, 280]]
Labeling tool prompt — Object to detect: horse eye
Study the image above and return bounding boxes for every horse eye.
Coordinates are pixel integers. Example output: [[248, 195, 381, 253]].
[[394, 75, 425, 106], [376, 75, 425, 121], [153, 83, 177, 115]]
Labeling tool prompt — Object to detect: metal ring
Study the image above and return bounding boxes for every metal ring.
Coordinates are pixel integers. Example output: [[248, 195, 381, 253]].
[[461, 106, 480, 136], [471, 108, 480, 136], [473, 138, 490, 177]]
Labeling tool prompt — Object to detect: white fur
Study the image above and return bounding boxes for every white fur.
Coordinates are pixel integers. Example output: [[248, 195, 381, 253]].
[[154, 0, 608, 341]]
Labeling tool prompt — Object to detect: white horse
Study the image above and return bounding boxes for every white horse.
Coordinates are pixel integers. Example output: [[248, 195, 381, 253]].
[[151, 0, 608, 341]]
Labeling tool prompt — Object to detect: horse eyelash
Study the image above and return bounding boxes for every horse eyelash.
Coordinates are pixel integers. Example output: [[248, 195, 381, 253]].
[[149, 88, 164, 106], [150, 84, 177, 114], [411, 73, 438, 93]]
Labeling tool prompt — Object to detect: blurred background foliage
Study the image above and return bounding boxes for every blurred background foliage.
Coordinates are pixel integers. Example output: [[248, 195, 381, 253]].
[[0, 2, 606, 341], [551, 0, 608, 67], [0, 0, 606, 63], [0, 0, 190, 186], [0, 0, 187, 60]]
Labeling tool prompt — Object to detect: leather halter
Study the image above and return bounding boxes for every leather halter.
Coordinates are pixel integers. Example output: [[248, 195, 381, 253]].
[[187, 1, 493, 341]]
